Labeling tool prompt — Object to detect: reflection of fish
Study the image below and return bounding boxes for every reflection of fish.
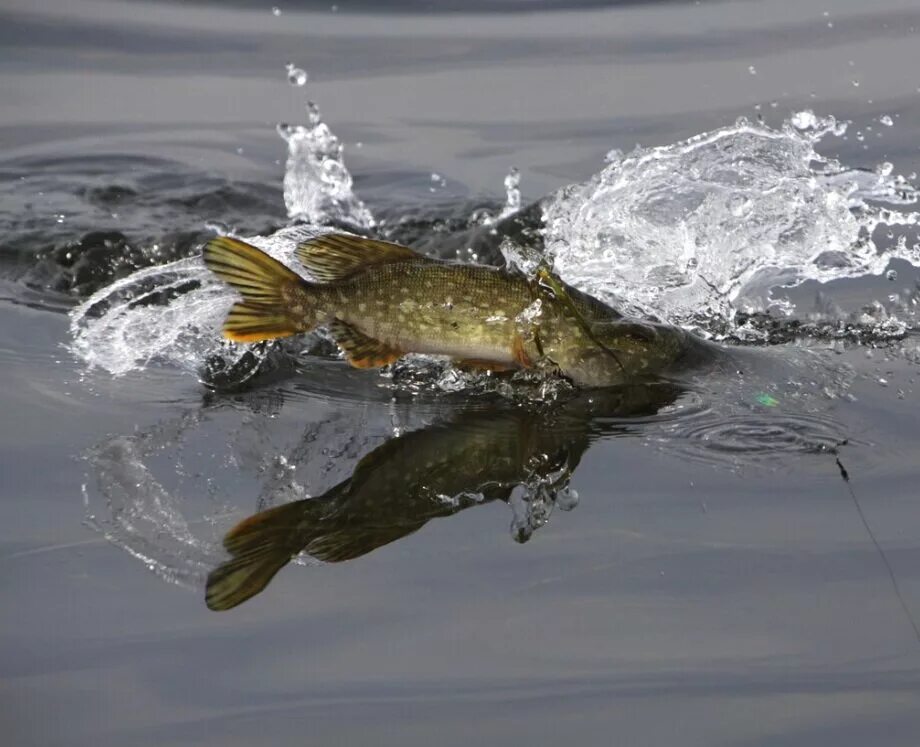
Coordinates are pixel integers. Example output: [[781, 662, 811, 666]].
[[203, 233, 707, 387], [206, 384, 682, 610]]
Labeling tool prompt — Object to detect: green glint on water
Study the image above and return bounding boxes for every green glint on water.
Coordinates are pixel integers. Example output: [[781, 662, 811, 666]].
[[756, 393, 779, 407]]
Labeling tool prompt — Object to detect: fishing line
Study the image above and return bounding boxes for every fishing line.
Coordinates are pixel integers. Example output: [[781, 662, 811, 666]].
[[833, 443, 920, 645]]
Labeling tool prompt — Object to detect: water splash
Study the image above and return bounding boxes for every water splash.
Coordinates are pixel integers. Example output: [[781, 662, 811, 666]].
[[70, 96, 374, 378], [285, 63, 307, 87], [542, 112, 919, 334], [278, 101, 374, 229], [68, 225, 325, 381], [69, 109, 920, 383], [499, 166, 521, 218], [509, 458, 578, 544]]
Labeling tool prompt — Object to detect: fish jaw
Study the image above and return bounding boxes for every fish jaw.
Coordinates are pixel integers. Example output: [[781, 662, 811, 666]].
[[555, 320, 696, 387]]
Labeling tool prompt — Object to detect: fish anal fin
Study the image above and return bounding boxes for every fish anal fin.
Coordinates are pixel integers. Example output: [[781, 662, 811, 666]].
[[512, 333, 533, 368], [329, 319, 403, 369], [295, 233, 432, 282]]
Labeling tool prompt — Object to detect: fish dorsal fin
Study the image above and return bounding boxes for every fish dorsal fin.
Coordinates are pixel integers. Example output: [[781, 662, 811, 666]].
[[328, 319, 404, 369], [295, 233, 429, 282]]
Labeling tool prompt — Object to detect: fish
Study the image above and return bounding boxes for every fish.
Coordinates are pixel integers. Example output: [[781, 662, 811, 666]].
[[202, 233, 708, 387], [205, 382, 683, 610]]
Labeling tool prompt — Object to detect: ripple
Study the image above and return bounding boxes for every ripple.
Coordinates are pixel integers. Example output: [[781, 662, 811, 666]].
[[664, 409, 853, 469]]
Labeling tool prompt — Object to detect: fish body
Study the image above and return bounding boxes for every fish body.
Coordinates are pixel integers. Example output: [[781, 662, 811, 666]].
[[203, 233, 705, 386]]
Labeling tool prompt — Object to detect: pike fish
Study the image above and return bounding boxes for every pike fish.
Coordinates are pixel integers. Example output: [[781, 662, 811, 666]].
[[203, 232, 705, 386]]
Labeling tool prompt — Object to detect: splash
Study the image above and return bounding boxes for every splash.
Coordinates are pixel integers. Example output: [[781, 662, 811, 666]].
[[278, 101, 374, 229], [69, 110, 920, 382], [499, 166, 522, 219], [68, 225, 324, 381], [69, 98, 374, 380], [508, 458, 579, 544], [542, 112, 919, 334]]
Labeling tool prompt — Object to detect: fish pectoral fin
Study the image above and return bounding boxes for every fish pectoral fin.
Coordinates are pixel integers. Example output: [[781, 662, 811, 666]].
[[295, 233, 433, 282], [454, 358, 517, 373], [329, 319, 403, 369]]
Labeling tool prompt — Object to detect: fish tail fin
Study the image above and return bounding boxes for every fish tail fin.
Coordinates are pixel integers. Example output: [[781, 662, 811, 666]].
[[205, 548, 290, 611], [203, 236, 317, 343], [205, 500, 310, 611]]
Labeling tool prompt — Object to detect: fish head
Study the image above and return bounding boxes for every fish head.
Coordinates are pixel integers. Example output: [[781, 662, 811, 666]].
[[554, 319, 691, 387]]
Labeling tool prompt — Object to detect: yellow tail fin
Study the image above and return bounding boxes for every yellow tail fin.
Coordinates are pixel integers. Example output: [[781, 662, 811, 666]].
[[203, 236, 315, 343]]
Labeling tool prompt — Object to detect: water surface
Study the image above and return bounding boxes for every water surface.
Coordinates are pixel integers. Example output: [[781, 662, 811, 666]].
[[3, 1, 920, 745]]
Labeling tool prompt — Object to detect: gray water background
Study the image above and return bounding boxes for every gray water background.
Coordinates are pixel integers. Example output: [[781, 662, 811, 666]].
[[2, 1, 920, 745]]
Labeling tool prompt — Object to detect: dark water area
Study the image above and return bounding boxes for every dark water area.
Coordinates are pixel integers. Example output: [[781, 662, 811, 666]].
[[3, 1, 920, 745]]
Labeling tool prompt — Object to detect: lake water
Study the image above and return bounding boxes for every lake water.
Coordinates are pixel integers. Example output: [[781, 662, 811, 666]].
[[3, 1, 920, 745]]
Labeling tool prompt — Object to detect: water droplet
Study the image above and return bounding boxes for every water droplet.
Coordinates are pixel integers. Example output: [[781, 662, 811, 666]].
[[748, 65, 757, 75], [271, 6, 281, 15], [500, 166, 521, 217], [886, 269, 898, 281], [330, 3, 338, 10], [321, 158, 347, 183], [876, 161, 893, 176], [879, 114, 893, 127], [851, 79, 860, 87], [306, 100, 321, 126], [791, 110, 818, 130], [877, 377, 888, 387], [285, 63, 308, 87], [430, 172, 441, 182]]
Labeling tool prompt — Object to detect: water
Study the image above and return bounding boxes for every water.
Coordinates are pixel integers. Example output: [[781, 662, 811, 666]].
[[4, 1, 920, 745]]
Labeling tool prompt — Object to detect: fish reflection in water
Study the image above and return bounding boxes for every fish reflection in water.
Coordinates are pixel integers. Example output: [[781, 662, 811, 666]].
[[206, 382, 683, 610]]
